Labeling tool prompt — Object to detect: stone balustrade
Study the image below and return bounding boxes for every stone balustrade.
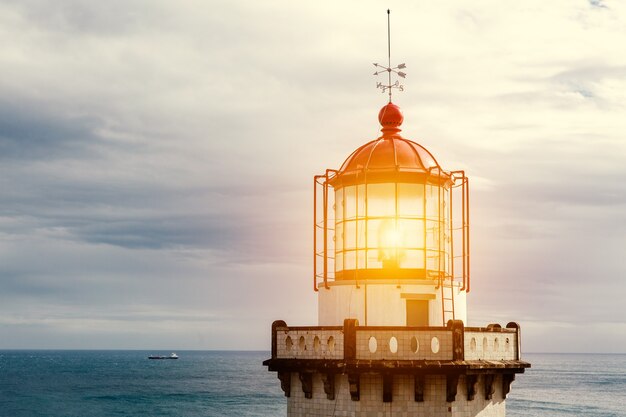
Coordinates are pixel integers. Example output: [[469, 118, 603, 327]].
[[355, 328, 453, 360], [270, 320, 521, 362], [464, 324, 519, 361], [274, 323, 344, 360]]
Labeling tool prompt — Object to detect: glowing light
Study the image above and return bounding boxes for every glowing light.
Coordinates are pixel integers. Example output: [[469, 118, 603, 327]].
[[380, 222, 402, 250], [379, 220, 406, 268]]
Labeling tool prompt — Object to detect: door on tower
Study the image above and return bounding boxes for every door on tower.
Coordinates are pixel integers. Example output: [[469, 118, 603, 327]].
[[406, 300, 429, 326]]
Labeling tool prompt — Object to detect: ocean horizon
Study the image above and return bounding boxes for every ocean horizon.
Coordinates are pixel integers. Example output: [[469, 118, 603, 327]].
[[1, 351, 625, 417]]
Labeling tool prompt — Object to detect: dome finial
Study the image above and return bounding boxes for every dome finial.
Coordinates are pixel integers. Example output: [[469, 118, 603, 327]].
[[378, 102, 403, 137], [373, 9, 407, 102]]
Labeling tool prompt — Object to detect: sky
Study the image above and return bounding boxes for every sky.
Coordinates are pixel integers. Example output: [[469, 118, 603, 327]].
[[0, 0, 625, 353]]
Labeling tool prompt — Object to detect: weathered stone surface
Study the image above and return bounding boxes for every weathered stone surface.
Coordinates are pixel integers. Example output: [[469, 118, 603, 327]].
[[299, 372, 313, 399], [320, 373, 335, 400], [382, 374, 393, 402], [466, 374, 479, 401], [484, 374, 496, 400], [277, 371, 290, 397], [348, 373, 360, 401], [446, 374, 459, 402], [503, 373, 515, 398]]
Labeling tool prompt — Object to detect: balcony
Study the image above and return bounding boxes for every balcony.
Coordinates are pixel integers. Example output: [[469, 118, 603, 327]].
[[264, 319, 530, 402]]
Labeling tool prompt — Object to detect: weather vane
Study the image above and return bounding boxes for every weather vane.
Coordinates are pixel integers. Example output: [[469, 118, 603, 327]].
[[373, 9, 406, 102]]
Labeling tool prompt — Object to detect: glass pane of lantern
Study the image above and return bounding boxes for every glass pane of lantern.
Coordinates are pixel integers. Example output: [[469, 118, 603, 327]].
[[425, 219, 439, 248], [335, 222, 343, 251], [357, 184, 365, 218], [335, 252, 343, 271], [398, 183, 424, 217], [344, 220, 356, 250], [344, 250, 356, 270], [356, 219, 366, 248], [397, 219, 424, 249], [368, 218, 399, 250], [345, 186, 356, 220], [425, 185, 444, 220], [367, 219, 383, 248], [378, 219, 400, 250], [401, 249, 424, 269], [379, 247, 399, 268], [367, 249, 383, 269], [356, 250, 366, 269], [426, 249, 440, 271], [367, 183, 396, 217], [335, 188, 343, 222]]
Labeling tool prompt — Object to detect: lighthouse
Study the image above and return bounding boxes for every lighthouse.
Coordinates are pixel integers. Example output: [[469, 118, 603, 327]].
[[264, 12, 529, 416]]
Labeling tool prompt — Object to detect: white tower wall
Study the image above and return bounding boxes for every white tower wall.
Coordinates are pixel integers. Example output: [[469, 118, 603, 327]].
[[318, 280, 467, 326]]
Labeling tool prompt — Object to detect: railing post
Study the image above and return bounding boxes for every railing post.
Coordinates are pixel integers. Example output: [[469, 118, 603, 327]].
[[323, 175, 328, 288], [343, 318, 359, 360], [447, 319, 464, 361], [271, 320, 287, 359], [465, 176, 470, 293], [313, 176, 318, 292], [507, 322, 521, 360]]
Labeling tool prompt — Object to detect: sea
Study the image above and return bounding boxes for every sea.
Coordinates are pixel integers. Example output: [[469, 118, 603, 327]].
[[0, 351, 624, 417]]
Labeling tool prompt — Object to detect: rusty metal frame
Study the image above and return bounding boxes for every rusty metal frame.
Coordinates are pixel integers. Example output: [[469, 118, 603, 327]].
[[313, 169, 338, 291], [450, 171, 470, 293], [314, 167, 469, 293]]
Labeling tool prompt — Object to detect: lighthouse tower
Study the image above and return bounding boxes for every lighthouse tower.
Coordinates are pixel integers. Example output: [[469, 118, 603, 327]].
[[264, 13, 529, 416]]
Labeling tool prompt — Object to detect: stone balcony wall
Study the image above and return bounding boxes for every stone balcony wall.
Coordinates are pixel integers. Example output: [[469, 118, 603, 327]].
[[265, 320, 528, 406], [355, 328, 453, 360], [276, 326, 344, 360], [271, 320, 520, 362], [464, 327, 518, 361]]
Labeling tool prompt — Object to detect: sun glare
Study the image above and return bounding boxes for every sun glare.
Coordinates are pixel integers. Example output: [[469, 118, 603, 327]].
[[380, 224, 402, 248]]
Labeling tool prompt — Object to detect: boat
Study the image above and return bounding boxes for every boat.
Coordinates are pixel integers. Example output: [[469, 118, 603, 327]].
[[148, 352, 179, 360]]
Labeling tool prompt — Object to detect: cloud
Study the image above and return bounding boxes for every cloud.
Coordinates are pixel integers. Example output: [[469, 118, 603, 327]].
[[0, 97, 103, 160], [589, 0, 608, 9], [0, 0, 625, 351]]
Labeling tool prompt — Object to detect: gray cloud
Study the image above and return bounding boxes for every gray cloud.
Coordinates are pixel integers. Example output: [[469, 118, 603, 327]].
[[0, 0, 625, 352], [0, 98, 102, 160], [589, 0, 608, 9], [3, 0, 158, 35]]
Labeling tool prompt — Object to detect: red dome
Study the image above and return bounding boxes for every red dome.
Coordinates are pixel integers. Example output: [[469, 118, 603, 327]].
[[328, 104, 450, 187]]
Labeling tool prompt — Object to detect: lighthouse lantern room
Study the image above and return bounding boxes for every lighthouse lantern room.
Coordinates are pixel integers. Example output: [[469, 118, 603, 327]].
[[314, 101, 469, 328]]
